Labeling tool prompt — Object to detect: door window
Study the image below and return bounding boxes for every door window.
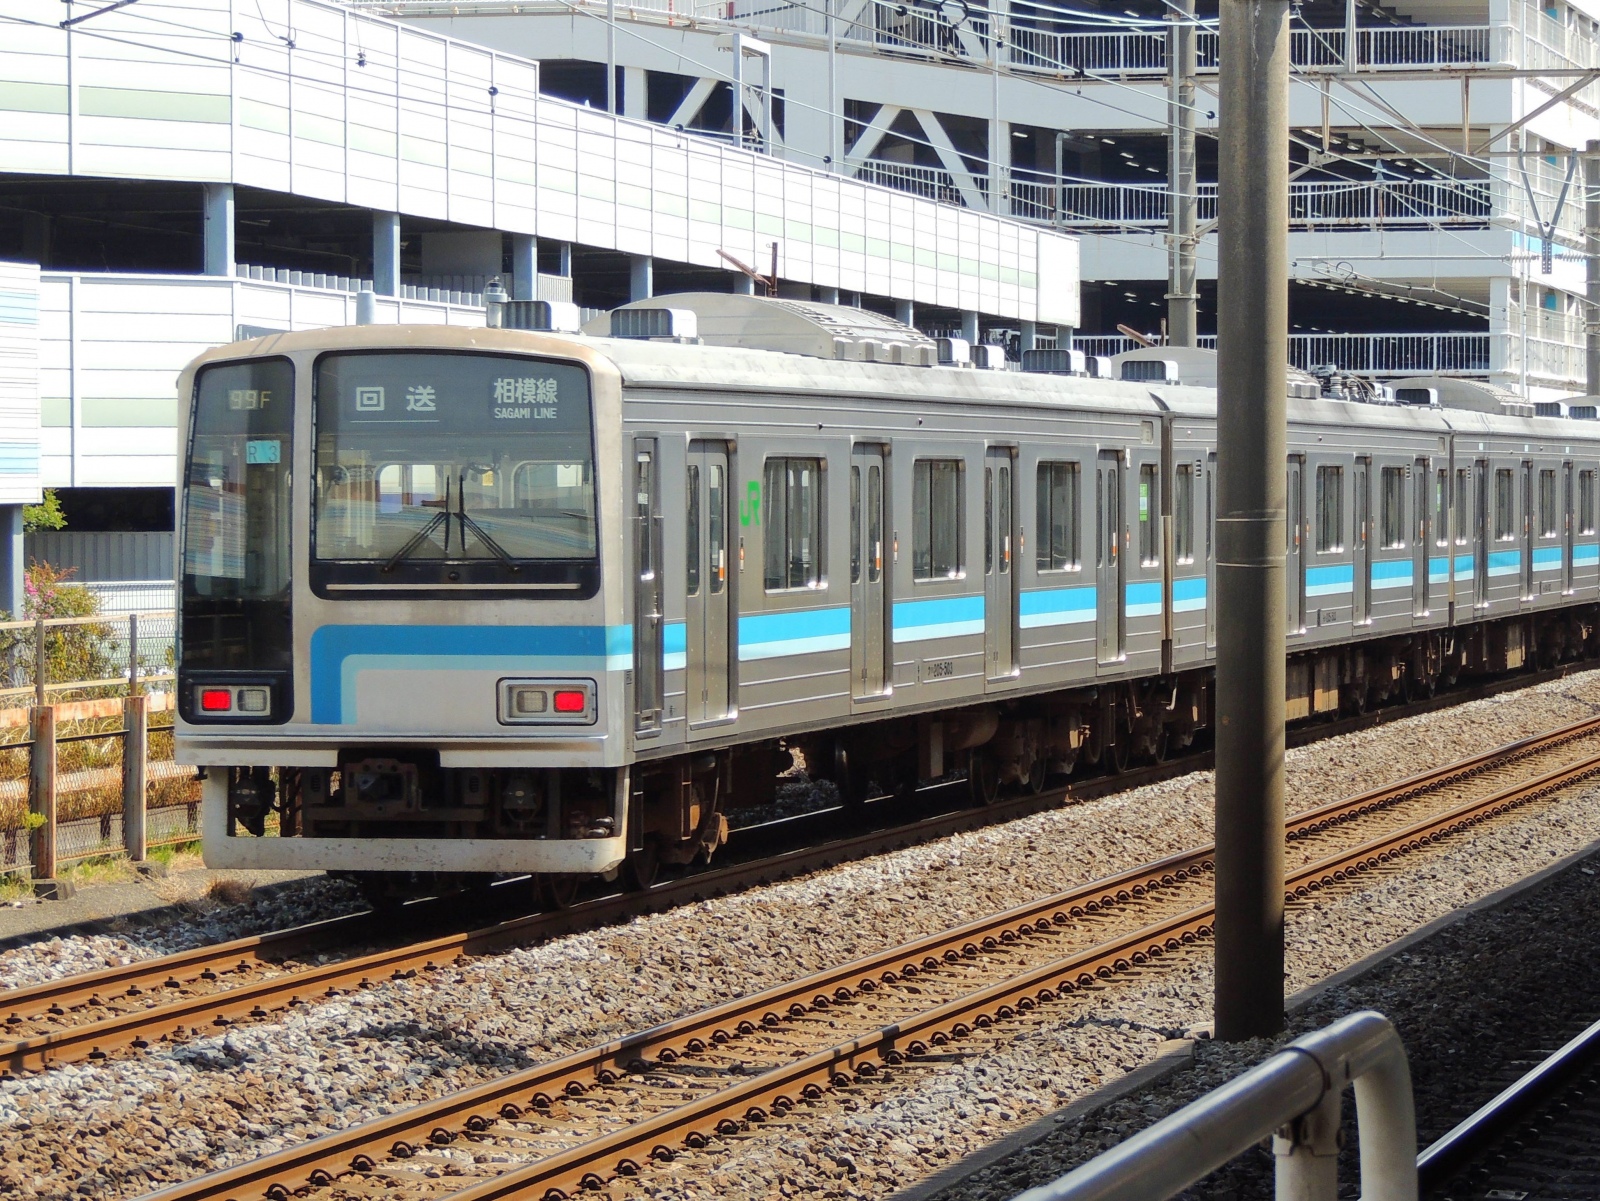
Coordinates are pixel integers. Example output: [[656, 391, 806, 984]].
[[1315, 465, 1343, 552], [1036, 462, 1081, 571], [913, 459, 963, 581]]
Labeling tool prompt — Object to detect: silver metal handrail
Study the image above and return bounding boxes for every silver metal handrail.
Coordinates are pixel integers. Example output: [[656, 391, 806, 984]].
[[1012, 1011, 1416, 1201]]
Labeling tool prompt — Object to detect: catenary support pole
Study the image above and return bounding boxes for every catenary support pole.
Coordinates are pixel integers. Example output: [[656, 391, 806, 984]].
[[1214, 0, 1290, 1042], [1167, 0, 1198, 346], [1586, 140, 1600, 397]]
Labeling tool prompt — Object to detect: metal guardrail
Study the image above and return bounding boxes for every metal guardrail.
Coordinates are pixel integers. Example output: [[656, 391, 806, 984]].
[[1068, 333, 1493, 377], [1013, 1011, 1417, 1201]]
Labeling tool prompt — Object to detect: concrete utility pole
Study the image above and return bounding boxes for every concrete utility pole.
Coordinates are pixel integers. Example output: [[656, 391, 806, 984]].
[[1214, 0, 1291, 1042], [1167, 0, 1198, 345], [1587, 140, 1600, 396]]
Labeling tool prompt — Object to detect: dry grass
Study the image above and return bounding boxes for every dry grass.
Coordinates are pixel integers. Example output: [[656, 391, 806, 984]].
[[207, 877, 254, 905]]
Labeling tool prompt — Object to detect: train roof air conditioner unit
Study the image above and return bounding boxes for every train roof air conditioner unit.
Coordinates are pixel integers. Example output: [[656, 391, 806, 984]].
[[973, 344, 1008, 370], [610, 306, 699, 341], [1021, 348, 1087, 376], [937, 337, 972, 366], [1121, 358, 1178, 384], [503, 300, 583, 334]]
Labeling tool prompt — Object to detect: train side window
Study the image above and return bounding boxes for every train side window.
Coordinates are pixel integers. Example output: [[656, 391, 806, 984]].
[[984, 467, 993, 575], [1036, 462, 1081, 572], [1138, 463, 1159, 566], [913, 458, 963, 581], [1315, 465, 1343, 552], [1380, 466, 1405, 548], [1494, 468, 1515, 540], [1455, 469, 1471, 544], [850, 466, 861, 585], [1582, 470, 1596, 535], [763, 457, 825, 591], [1435, 469, 1449, 547], [686, 464, 701, 596], [1174, 465, 1194, 564], [708, 465, 726, 594], [1538, 469, 1558, 537]]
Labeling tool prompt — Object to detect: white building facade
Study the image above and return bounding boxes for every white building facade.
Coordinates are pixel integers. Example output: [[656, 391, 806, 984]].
[[376, 0, 1600, 400], [0, 0, 1080, 500]]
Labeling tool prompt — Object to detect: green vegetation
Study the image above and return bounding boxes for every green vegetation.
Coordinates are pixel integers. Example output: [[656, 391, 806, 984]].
[[22, 489, 66, 534]]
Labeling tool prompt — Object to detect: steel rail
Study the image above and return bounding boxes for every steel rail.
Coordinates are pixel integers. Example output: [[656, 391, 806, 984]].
[[12, 710, 1600, 1079], [1416, 1014, 1600, 1189], [3, 660, 1581, 1026], [134, 724, 1600, 1201], [0, 909, 379, 1024], [421, 740, 1600, 1201]]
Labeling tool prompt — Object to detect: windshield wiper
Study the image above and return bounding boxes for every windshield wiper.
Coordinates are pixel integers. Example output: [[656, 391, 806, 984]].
[[380, 479, 453, 572], [457, 475, 520, 571]]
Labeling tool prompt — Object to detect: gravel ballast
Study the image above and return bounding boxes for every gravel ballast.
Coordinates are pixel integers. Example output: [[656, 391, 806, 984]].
[[1, 670, 1599, 1200]]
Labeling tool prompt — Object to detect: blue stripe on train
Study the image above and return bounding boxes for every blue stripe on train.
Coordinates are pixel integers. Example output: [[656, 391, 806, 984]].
[[1019, 584, 1095, 628], [664, 622, 687, 671], [1454, 553, 1475, 581], [1576, 543, 1600, 568], [1428, 557, 1450, 585], [1126, 579, 1162, 618], [1532, 545, 1564, 571], [738, 606, 851, 661], [1172, 576, 1206, 613], [1306, 563, 1353, 597], [310, 623, 630, 724], [1370, 558, 1412, 590], [1487, 549, 1521, 577], [893, 595, 984, 642]]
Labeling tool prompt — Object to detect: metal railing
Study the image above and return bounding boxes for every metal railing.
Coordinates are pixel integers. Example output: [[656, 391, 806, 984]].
[[1069, 333, 1493, 377], [854, 159, 983, 205], [1013, 1011, 1416, 1201], [1035, 177, 1492, 230]]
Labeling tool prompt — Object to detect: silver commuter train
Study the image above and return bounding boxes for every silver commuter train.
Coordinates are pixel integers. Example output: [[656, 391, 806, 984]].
[[176, 293, 1600, 894]]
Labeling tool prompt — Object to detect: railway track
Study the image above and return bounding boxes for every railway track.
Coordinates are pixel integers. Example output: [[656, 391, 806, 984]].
[[8, 703, 1600, 1080], [1418, 1016, 1600, 1199], [117, 714, 1600, 1201]]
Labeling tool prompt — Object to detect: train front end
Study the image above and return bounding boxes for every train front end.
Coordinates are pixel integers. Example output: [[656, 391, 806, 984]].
[[176, 326, 630, 891]]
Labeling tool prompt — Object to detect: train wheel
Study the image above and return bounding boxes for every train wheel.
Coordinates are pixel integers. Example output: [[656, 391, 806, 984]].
[[1150, 724, 1170, 764], [536, 873, 581, 910], [622, 841, 660, 892], [1107, 732, 1130, 774], [968, 748, 1000, 806], [1024, 753, 1048, 795]]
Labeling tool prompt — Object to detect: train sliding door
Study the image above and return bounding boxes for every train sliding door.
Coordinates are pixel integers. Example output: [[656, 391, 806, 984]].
[[1205, 452, 1217, 650], [850, 446, 889, 700], [984, 448, 1017, 681], [1096, 451, 1124, 663], [1565, 462, 1576, 594], [632, 440, 664, 736], [1413, 457, 1429, 617], [1522, 463, 1535, 601], [1286, 455, 1305, 634], [685, 441, 733, 727], [1353, 457, 1371, 624], [1475, 460, 1489, 608]]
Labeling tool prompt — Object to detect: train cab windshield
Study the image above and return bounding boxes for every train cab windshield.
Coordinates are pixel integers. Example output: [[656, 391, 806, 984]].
[[311, 350, 599, 597]]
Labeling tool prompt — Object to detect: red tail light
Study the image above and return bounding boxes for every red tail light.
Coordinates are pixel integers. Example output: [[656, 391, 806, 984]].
[[200, 689, 233, 712], [551, 689, 586, 713]]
